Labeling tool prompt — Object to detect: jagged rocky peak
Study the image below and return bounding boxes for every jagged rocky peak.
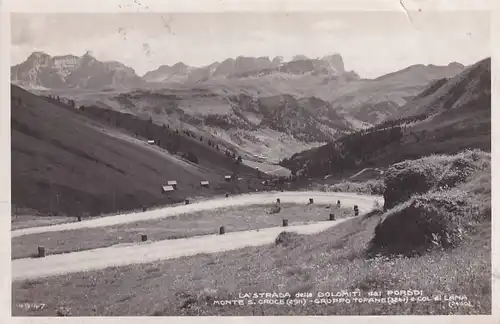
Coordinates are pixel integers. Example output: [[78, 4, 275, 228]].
[[26, 51, 52, 66], [80, 51, 97, 64], [52, 55, 82, 77], [12, 50, 144, 90], [171, 62, 191, 74], [272, 56, 284, 66], [52, 54, 80, 64], [143, 64, 172, 79], [28, 51, 50, 59], [105, 60, 133, 71], [448, 61, 465, 69], [220, 57, 236, 64], [233, 56, 273, 72], [172, 62, 188, 68], [156, 64, 172, 71], [292, 55, 310, 61], [213, 58, 236, 74], [320, 53, 345, 72]]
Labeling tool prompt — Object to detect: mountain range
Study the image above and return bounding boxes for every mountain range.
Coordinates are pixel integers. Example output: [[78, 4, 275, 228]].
[[143, 54, 348, 83], [11, 52, 351, 89], [11, 51, 469, 161]]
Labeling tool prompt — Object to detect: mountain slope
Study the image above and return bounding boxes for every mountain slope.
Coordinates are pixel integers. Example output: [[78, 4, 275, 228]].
[[280, 57, 490, 178], [11, 85, 268, 217], [394, 58, 490, 119], [329, 62, 466, 124]]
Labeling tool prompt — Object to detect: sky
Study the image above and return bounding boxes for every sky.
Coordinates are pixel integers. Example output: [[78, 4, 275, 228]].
[[10, 11, 490, 78]]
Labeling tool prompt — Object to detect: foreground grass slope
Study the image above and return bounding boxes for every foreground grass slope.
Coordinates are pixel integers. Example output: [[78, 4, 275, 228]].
[[11, 85, 267, 217], [12, 150, 491, 316]]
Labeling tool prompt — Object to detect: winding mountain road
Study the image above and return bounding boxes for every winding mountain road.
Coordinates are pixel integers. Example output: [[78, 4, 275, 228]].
[[12, 191, 381, 237], [12, 191, 383, 281]]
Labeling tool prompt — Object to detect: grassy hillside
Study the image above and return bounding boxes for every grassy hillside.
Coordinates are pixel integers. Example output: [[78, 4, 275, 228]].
[[281, 58, 490, 179], [11, 85, 269, 217], [71, 104, 264, 177]]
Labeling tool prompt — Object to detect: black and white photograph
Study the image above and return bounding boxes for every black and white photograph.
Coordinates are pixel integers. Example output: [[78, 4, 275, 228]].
[[6, 2, 494, 318]]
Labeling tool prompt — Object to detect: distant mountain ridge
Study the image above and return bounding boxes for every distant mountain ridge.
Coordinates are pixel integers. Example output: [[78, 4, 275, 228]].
[[143, 53, 348, 83], [11, 51, 352, 89], [12, 51, 466, 95], [11, 51, 145, 90], [373, 62, 466, 84]]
